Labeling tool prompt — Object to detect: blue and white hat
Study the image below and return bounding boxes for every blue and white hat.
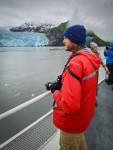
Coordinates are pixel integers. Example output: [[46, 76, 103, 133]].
[[108, 42, 113, 47]]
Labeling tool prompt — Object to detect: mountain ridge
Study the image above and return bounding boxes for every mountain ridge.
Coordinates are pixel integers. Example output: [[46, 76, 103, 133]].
[[45, 22, 108, 47], [9, 22, 55, 32], [9, 22, 108, 47]]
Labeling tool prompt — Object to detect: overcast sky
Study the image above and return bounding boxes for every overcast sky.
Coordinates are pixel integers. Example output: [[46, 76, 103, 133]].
[[0, 0, 113, 41]]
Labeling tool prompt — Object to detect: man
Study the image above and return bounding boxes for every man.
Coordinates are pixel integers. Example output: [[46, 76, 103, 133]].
[[104, 42, 113, 85], [90, 42, 109, 107], [47, 25, 100, 150]]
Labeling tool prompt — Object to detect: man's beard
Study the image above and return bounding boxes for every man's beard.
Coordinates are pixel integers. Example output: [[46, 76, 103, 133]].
[[65, 45, 78, 53], [65, 45, 75, 51]]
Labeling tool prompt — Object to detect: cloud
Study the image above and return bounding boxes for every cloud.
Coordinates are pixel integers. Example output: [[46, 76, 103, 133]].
[[0, 0, 74, 26], [68, 0, 113, 41], [0, 0, 113, 41]]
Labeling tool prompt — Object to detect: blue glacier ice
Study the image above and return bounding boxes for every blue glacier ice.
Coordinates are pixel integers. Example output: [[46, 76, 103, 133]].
[[0, 27, 49, 47]]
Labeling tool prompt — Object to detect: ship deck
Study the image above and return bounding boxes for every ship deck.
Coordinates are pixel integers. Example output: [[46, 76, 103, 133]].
[[85, 81, 113, 150]]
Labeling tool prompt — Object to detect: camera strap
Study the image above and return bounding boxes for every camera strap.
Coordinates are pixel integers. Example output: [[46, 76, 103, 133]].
[[63, 54, 81, 82], [66, 66, 81, 82]]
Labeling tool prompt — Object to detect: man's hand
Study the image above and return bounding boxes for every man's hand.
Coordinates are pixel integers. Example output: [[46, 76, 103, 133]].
[[49, 83, 57, 93]]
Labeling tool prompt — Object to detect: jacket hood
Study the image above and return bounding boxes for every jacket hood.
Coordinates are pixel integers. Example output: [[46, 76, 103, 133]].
[[80, 51, 100, 70]]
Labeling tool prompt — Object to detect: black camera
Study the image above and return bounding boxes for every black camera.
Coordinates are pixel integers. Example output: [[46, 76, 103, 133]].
[[106, 46, 109, 50], [45, 75, 62, 91]]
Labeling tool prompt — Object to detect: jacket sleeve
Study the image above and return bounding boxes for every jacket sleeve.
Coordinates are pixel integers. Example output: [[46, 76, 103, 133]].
[[104, 50, 108, 56], [53, 60, 83, 114]]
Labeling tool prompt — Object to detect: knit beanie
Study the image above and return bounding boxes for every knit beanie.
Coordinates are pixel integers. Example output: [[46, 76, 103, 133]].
[[90, 42, 98, 49], [63, 24, 86, 47]]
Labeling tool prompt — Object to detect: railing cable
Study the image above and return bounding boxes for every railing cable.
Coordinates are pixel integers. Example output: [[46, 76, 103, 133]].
[[0, 91, 51, 120]]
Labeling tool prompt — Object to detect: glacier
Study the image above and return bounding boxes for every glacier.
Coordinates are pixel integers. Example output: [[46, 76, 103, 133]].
[[0, 27, 49, 47]]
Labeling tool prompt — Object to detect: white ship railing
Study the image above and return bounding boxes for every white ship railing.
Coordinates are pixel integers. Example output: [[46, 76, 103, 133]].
[[0, 110, 53, 149], [0, 108, 59, 150], [0, 91, 51, 120]]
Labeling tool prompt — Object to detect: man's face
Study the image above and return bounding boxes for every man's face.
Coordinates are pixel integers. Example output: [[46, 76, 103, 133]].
[[109, 46, 113, 49], [92, 47, 98, 53], [63, 37, 76, 51]]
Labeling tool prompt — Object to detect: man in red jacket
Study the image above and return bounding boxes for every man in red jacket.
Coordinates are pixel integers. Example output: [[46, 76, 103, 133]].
[[48, 24, 100, 150]]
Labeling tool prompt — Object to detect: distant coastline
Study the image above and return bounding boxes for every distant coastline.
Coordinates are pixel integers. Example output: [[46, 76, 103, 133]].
[[8, 22, 109, 47], [0, 22, 109, 47]]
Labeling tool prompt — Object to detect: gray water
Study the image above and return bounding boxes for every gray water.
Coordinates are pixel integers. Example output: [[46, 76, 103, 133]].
[[0, 47, 70, 144]]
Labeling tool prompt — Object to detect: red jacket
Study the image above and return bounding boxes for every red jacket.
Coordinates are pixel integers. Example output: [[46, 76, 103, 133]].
[[53, 51, 100, 133]]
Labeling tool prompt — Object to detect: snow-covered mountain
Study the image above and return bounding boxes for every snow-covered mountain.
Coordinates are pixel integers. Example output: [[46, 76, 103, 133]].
[[9, 23, 55, 32]]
